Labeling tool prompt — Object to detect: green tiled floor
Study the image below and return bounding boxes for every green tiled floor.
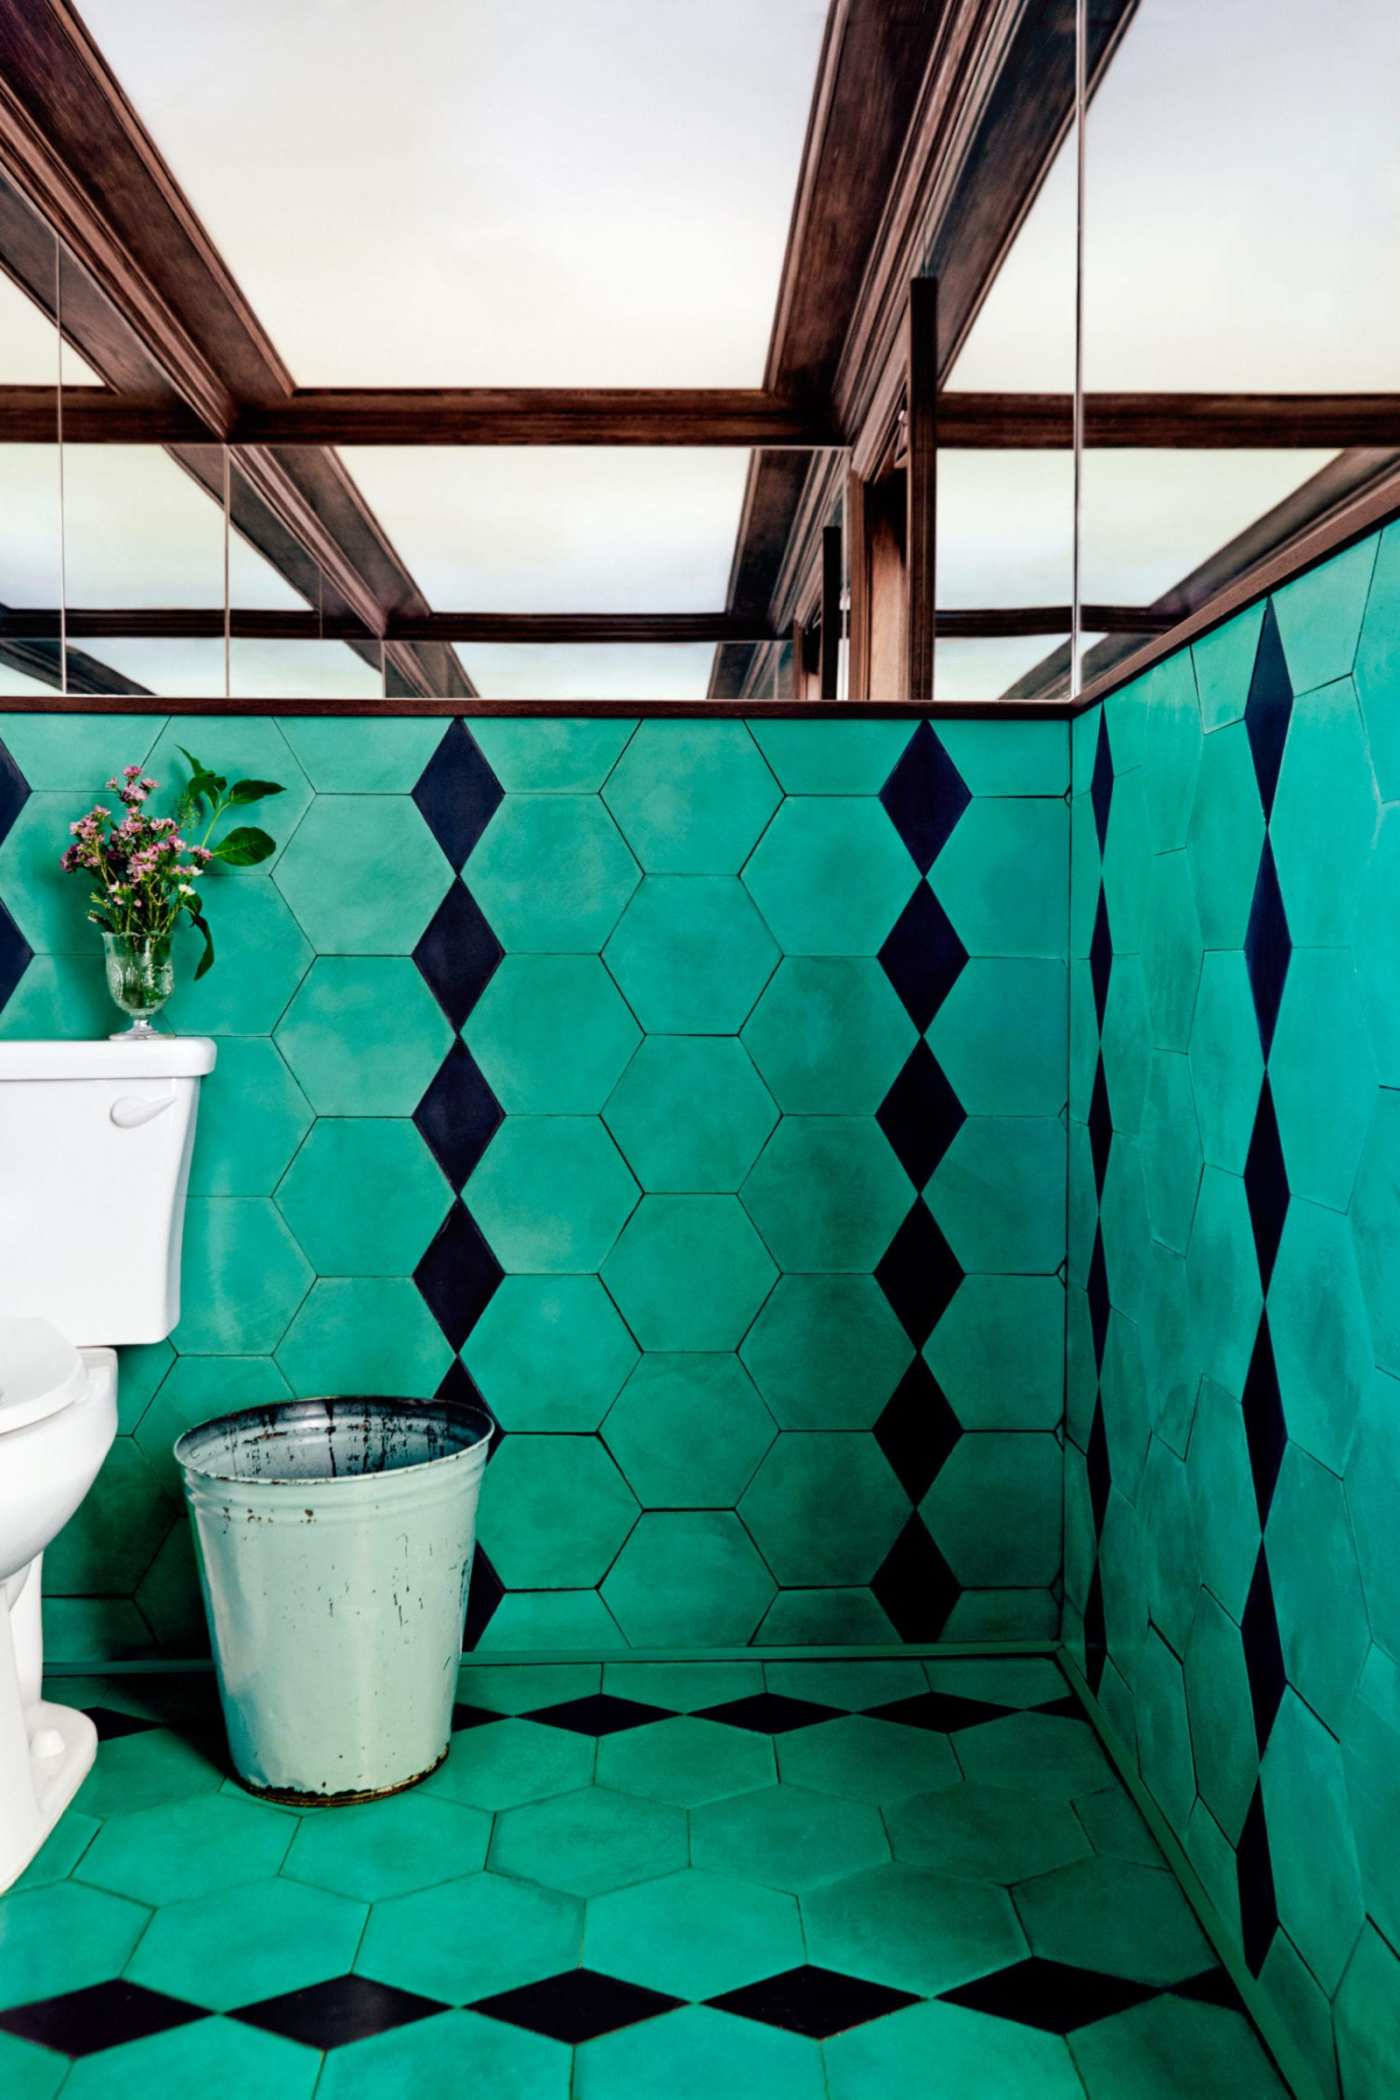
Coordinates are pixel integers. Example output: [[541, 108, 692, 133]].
[[0, 1660, 1288, 2098]]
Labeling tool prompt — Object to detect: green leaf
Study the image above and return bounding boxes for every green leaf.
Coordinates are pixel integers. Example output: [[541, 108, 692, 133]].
[[226, 777, 285, 805], [212, 825, 276, 867], [87, 911, 114, 932], [177, 748, 224, 816], [188, 907, 216, 979]]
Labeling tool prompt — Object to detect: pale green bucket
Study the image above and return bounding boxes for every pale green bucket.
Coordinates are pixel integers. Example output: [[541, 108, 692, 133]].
[[175, 1396, 494, 1804]]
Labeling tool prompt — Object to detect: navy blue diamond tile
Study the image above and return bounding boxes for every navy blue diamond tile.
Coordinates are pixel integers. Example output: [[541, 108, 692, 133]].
[[1088, 1054, 1113, 1201], [878, 719, 971, 874], [1244, 1079, 1289, 1294], [413, 878, 503, 1030], [871, 1513, 959, 1642], [1089, 886, 1113, 1031], [876, 1041, 966, 1189], [81, 1705, 160, 1742], [1242, 1314, 1287, 1526], [525, 1694, 674, 1736], [874, 1356, 960, 1505], [878, 880, 967, 1032], [875, 1199, 963, 1348], [1244, 601, 1293, 821], [0, 895, 31, 1017], [451, 1700, 507, 1731], [1090, 710, 1114, 853], [0, 736, 27, 850], [435, 1351, 491, 1415], [1087, 1225, 1110, 1373], [1236, 1779, 1280, 1977], [1244, 839, 1291, 1059], [1242, 1545, 1286, 1755], [463, 1544, 505, 1650], [412, 719, 503, 871], [1173, 1967, 1246, 2011], [696, 1693, 842, 1733], [869, 1690, 1012, 1732], [472, 1970, 682, 2043], [415, 1199, 502, 1351], [941, 1958, 1156, 2033], [235, 1974, 445, 2050], [1086, 1395, 1112, 1537], [0, 1980, 203, 2056], [1083, 1563, 1108, 1694], [413, 1039, 503, 1190], [707, 1965, 919, 2038]]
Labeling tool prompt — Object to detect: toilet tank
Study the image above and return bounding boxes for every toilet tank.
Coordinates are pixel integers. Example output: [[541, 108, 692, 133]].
[[0, 1038, 217, 1346]]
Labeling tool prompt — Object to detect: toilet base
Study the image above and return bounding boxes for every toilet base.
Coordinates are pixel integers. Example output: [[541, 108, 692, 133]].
[[0, 1699, 98, 1894]]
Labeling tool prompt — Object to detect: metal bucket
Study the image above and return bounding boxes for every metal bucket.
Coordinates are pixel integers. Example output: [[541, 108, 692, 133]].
[[175, 1396, 493, 1804]]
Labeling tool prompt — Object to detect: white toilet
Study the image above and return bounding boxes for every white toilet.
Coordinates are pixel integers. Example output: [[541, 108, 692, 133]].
[[0, 1036, 216, 1891]]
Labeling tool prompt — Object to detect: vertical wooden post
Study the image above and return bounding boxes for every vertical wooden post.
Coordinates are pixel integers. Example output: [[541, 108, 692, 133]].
[[791, 617, 807, 698], [845, 467, 870, 701], [819, 522, 842, 699], [905, 274, 938, 702]]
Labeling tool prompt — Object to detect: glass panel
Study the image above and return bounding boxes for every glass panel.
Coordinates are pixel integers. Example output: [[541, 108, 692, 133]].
[[466, 643, 717, 702], [0, 190, 61, 696], [227, 458, 384, 700]]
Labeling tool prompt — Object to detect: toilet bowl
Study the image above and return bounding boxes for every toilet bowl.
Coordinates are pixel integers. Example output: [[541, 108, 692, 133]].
[[0, 1035, 215, 1892]]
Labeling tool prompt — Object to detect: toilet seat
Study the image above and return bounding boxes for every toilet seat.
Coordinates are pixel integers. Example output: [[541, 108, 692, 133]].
[[0, 1315, 89, 1433]]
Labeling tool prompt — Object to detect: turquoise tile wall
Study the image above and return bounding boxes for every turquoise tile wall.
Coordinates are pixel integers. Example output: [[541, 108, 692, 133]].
[[0, 711, 1069, 1661], [1065, 521, 1400, 2100]]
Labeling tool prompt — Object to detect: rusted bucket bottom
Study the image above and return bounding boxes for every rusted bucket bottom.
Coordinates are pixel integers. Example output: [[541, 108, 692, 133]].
[[230, 1739, 450, 1808]]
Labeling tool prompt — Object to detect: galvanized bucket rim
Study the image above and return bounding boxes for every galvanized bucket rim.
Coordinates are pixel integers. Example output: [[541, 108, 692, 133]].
[[173, 1393, 495, 1490]]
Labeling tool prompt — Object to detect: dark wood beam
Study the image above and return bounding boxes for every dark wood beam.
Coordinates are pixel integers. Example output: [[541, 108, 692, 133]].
[[904, 277, 937, 699], [819, 523, 843, 697], [239, 390, 835, 449], [0, 692, 1073, 721]]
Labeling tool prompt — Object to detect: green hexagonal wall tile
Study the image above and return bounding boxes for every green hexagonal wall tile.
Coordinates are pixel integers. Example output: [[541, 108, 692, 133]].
[[603, 875, 778, 1031], [1340, 1647, 1400, 1953], [165, 881, 314, 1035], [1354, 518, 1400, 798], [738, 1433, 908, 1585], [274, 1117, 451, 1274], [742, 797, 916, 955], [135, 1354, 291, 1491], [601, 1512, 776, 1645], [1101, 766, 1150, 955], [186, 1038, 313, 1197], [1269, 949, 1375, 1211], [275, 1277, 452, 1397], [277, 716, 448, 793], [1182, 1589, 1257, 1842], [937, 719, 1069, 797], [741, 1119, 912, 1272], [583, 1866, 800, 2001], [0, 792, 109, 954], [1185, 720, 1262, 949], [927, 958, 1066, 1115], [929, 1117, 1065, 1274], [1138, 1436, 1200, 1660], [601, 1194, 776, 1349], [1272, 537, 1377, 695], [1270, 1196, 1372, 1472], [921, 1435, 1060, 1586], [466, 1118, 638, 1273], [601, 719, 780, 872], [144, 717, 312, 875], [1068, 963, 1096, 1125], [602, 1355, 774, 1505], [469, 716, 636, 792], [1191, 600, 1264, 732], [465, 795, 639, 950], [740, 957, 915, 1114], [0, 711, 162, 789], [1335, 1922, 1400, 2100], [465, 954, 640, 1114], [171, 1197, 313, 1354], [933, 800, 1069, 960], [739, 1273, 911, 1430], [1266, 1441, 1370, 1733], [489, 1784, 687, 1898], [42, 1436, 174, 1595], [1346, 1370, 1400, 1661], [1188, 953, 1263, 1173], [1185, 1378, 1260, 1623], [478, 1434, 638, 1589], [1100, 953, 1153, 1137], [745, 718, 914, 794], [1347, 1089, 1400, 1378], [1271, 677, 1380, 947], [1355, 806, 1400, 1082], [603, 1035, 776, 1190], [275, 956, 452, 1114], [273, 794, 452, 952], [1142, 850, 1203, 1052], [1136, 654, 1204, 853], [1260, 1689, 1366, 1994], [924, 1274, 1064, 1431], [464, 1274, 638, 1432], [1184, 1168, 1260, 1400], [1140, 1050, 1202, 1254]]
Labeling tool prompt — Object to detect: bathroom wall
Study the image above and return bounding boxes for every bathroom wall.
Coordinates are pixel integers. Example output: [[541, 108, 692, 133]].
[[1065, 522, 1400, 2100], [0, 708, 1068, 1660]]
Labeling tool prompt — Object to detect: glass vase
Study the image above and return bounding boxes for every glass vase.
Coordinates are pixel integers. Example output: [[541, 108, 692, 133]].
[[101, 931, 174, 1039]]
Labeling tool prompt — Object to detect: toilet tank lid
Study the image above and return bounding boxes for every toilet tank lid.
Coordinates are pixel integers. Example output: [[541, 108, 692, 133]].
[[0, 1314, 88, 1430], [0, 1037, 216, 1080]]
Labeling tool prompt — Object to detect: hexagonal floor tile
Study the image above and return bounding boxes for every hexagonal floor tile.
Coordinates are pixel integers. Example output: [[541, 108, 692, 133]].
[[56, 2018, 321, 2100], [125, 1876, 366, 2010], [738, 1434, 909, 1586], [690, 1783, 888, 1893], [489, 1785, 686, 1897], [1013, 1857, 1213, 1984], [575, 2004, 824, 2100], [1070, 1993, 1290, 2100], [827, 1998, 1085, 2100], [466, 1118, 638, 1273], [275, 1276, 452, 1397], [741, 1119, 911, 1272], [603, 876, 778, 1031], [924, 1275, 1064, 1432], [276, 956, 453, 1114], [274, 794, 452, 951], [741, 957, 915, 1114], [170, 1197, 312, 1355], [466, 795, 639, 951], [0, 1882, 149, 2012], [464, 1275, 638, 1433], [601, 1194, 776, 1349], [601, 720, 780, 873], [929, 1117, 1065, 1273], [740, 1274, 912, 1430], [478, 1435, 637, 1590], [280, 1787, 490, 1901], [466, 954, 641, 1114], [74, 1728, 225, 1820], [953, 1713, 1111, 1799], [167, 880, 314, 1036], [320, 2011, 570, 2100], [743, 798, 916, 955], [601, 1512, 776, 1646], [275, 1117, 451, 1275], [187, 1038, 314, 1197], [425, 1718, 596, 1811], [602, 1356, 774, 1506], [355, 1868, 582, 2007], [777, 1716, 959, 1804], [595, 1718, 774, 1807], [603, 1036, 777, 1191], [583, 1867, 801, 2002], [802, 1861, 1024, 1997], [73, 1790, 293, 1908], [886, 1782, 1091, 1882]]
